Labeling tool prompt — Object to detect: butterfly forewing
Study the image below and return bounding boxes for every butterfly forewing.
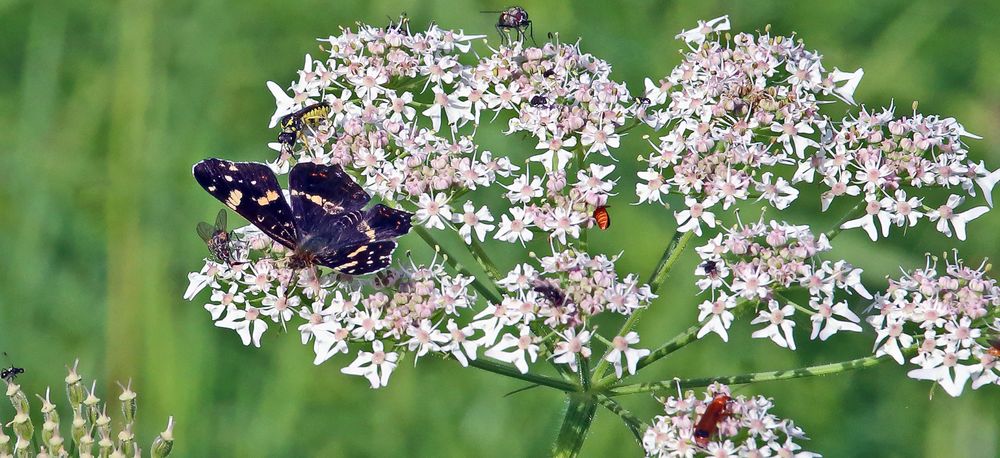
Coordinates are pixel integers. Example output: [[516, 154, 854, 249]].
[[288, 162, 371, 235], [193, 158, 297, 249]]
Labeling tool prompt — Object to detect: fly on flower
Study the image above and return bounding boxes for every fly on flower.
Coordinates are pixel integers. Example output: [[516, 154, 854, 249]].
[[196, 209, 241, 266], [483, 6, 535, 46], [276, 101, 331, 155], [1, 352, 24, 383], [385, 13, 410, 34], [988, 338, 1000, 358], [193, 158, 413, 274], [592, 205, 611, 230], [693, 393, 732, 447]]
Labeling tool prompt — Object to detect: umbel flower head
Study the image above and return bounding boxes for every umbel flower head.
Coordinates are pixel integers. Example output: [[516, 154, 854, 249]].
[[693, 217, 869, 349], [1, 359, 174, 457], [868, 253, 1000, 396], [643, 383, 817, 457], [634, 16, 997, 240]]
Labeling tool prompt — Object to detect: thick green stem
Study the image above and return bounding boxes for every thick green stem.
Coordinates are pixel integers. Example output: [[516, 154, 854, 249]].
[[607, 347, 916, 396], [466, 357, 578, 393], [591, 230, 694, 382], [595, 395, 645, 445], [412, 226, 502, 304], [467, 237, 504, 281], [552, 394, 598, 458]]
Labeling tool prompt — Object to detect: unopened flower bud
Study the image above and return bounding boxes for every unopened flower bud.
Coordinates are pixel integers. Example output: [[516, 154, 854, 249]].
[[117, 380, 137, 424], [150, 417, 174, 458], [65, 360, 85, 409], [5, 384, 28, 414], [10, 406, 33, 442]]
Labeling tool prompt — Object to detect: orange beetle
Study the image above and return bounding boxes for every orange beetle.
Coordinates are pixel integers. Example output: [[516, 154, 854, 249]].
[[593, 206, 611, 230], [693, 394, 732, 447]]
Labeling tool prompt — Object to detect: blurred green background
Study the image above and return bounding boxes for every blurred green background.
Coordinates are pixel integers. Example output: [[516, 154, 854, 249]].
[[2, 0, 999, 456]]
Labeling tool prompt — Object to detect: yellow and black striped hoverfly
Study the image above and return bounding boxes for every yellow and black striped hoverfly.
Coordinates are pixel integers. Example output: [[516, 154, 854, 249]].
[[277, 101, 331, 155]]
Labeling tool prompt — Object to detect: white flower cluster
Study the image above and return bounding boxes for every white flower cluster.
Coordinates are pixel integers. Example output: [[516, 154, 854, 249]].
[[185, 226, 479, 388], [824, 106, 995, 241], [184, 229, 657, 385], [694, 218, 870, 349], [269, 19, 631, 245], [643, 382, 817, 457], [482, 250, 656, 376], [868, 253, 1000, 396], [635, 15, 997, 240]]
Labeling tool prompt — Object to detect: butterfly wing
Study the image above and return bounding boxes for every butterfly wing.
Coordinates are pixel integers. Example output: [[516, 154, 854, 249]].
[[193, 158, 298, 249], [288, 162, 371, 235], [314, 241, 399, 275], [300, 205, 413, 274]]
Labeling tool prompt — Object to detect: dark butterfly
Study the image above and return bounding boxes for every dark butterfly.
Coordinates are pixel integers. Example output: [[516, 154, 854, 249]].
[[192, 158, 412, 275], [197, 209, 241, 265]]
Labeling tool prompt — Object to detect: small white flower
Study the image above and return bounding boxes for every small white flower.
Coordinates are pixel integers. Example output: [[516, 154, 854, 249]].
[[484, 326, 539, 374], [551, 329, 592, 372], [453, 202, 495, 244], [495, 206, 535, 245], [216, 305, 268, 348], [416, 193, 454, 230], [341, 341, 399, 389], [604, 332, 650, 377], [674, 196, 718, 236], [751, 301, 797, 350], [696, 294, 737, 342]]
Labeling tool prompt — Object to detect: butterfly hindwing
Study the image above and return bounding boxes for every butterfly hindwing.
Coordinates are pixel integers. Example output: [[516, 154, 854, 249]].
[[289, 162, 371, 235], [193, 158, 298, 249], [314, 241, 399, 275]]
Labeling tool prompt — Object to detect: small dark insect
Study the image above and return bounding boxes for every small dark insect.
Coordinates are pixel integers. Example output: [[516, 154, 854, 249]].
[[385, 13, 410, 34], [483, 6, 535, 46], [531, 278, 568, 307], [277, 101, 332, 155], [988, 338, 1000, 358], [194, 159, 413, 275], [529, 94, 550, 108], [542, 69, 556, 78], [694, 394, 733, 447], [698, 259, 719, 276], [593, 206, 611, 230], [1, 353, 24, 383], [197, 209, 241, 265], [636, 96, 651, 105]]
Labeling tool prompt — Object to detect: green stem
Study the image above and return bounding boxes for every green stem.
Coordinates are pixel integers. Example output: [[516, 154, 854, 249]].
[[607, 347, 916, 396], [824, 200, 867, 239], [412, 226, 502, 304], [466, 357, 578, 393], [591, 230, 694, 382], [467, 237, 504, 281], [595, 395, 646, 445], [647, 230, 695, 296], [552, 394, 598, 458]]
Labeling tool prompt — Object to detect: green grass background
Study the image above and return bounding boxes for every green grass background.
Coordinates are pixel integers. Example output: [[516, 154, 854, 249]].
[[1, 0, 999, 456]]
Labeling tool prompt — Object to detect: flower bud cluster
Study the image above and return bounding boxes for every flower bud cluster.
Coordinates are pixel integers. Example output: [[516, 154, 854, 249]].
[[642, 382, 816, 457], [0, 360, 173, 457]]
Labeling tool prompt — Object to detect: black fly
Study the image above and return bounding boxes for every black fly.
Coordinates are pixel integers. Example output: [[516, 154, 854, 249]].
[[483, 6, 535, 46]]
